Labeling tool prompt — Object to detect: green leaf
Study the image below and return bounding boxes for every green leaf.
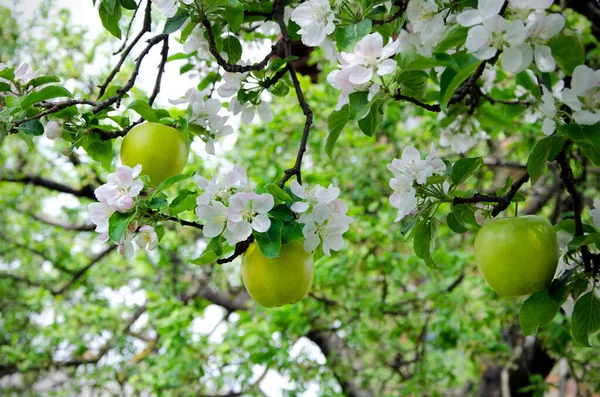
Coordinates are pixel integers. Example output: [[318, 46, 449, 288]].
[[197, 71, 220, 91], [0, 67, 15, 81], [192, 241, 220, 265], [397, 51, 454, 71], [269, 56, 298, 72], [103, 0, 116, 14], [358, 99, 385, 137], [527, 135, 566, 184], [28, 76, 60, 88], [225, 4, 244, 32], [446, 212, 469, 233], [451, 157, 483, 186], [281, 221, 303, 244], [155, 171, 195, 192], [571, 291, 600, 346], [413, 218, 438, 268], [439, 54, 482, 109], [325, 105, 350, 160], [85, 136, 113, 169], [559, 123, 600, 167], [554, 219, 598, 235], [0, 82, 10, 92], [452, 204, 480, 230], [395, 70, 428, 99], [348, 91, 370, 121], [223, 36, 243, 64], [253, 220, 284, 258], [169, 189, 198, 216], [149, 197, 168, 209], [520, 285, 568, 336], [335, 19, 372, 52], [128, 100, 159, 122], [434, 25, 469, 53], [20, 86, 73, 108], [265, 184, 293, 202], [18, 120, 44, 136], [548, 34, 585, 76], [163, 11, 190, 34], [108, 211, 135, 243], [268, 204, 294, 222], [567, 233, 600, 251], [99, 1, 122, 39], [120, 0, 138, 10]]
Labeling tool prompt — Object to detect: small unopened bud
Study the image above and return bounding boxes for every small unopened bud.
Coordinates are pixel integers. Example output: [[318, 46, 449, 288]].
[[45, 120, 62, 140]]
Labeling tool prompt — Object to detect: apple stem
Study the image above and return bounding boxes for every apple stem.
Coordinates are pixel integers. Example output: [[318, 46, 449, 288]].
[[515, 202, 519, 217]]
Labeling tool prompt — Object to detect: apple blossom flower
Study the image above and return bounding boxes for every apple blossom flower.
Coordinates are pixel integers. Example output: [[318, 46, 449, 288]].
[[226, 192, 275, 243], [44, 120, 62, 140], [561, 65, 600, 125], [196, 164, 254, 206], [407, 0, 448, 48], [327, 32, 400, 110], [290, 0, 335, 47], [136, 225, 158, 250], [591, 199, 600, 230], [117, 221, 138, 258], [229, 98, 274, 123], [457, 0, 504, 28], [387, 145, 446, 185], [302, 203, 352, 256], [196, 201, 229, 238], [88, 201, 113, 233], [184, 25, 210, 58], [152, 0, 193, 18], [467, 15, 528, 62], [290, 180, 340, 213], [14, 63, 36, 85], [388, 171, 418, 222], [508, 0, 553, 10], [218, 72, 247, 98], [540, 86, 557, 135]]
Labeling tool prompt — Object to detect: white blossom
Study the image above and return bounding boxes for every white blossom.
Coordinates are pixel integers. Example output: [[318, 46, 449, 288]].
[[561, 65, 600, 125], [508, 0, 553, 10], [152, 0, 193, 18], [290, 180, 340, 214], [218, 72, 247, 98], [226, 192, 275, 243], [184, 25, 210, 58], [196, 201, 229, 238], [457, 0, 504, 27], [136, 225, 158, 251], [387, 145, 445, 185], [88, 201, 113, 233], [44, 120, 62, 140], [229, 98, 273, 123], [388, 171, 418, 222], [465, 15, 528, 67], [290, 0, 336, 47], [407, 0, 447, 48], [540, 86, 557, 135], [14, 63, 36, 85], [301, 203, 352, 256]]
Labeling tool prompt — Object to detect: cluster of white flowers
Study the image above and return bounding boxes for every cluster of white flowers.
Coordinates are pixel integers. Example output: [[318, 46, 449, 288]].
[[458, 0, 563, 73], [439, 115, 490, 154], [88, 165, 158, 258], [290, 181, 353, 256], [171, 88, 233, 154], [217, 68, 274, 124], [387, 145, 446, 221], [327, 32, 400, 110], [152, 0, 192, 18], [406, 0, 449, 53], [195, 165, 275, 245]]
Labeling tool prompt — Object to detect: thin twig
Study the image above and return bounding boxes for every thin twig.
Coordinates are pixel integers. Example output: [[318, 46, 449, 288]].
[[148, 37, 170, 106], [113, 0, 142, 56]]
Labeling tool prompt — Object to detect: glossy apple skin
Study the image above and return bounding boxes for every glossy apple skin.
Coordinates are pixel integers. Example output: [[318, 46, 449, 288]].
[[474, 215, 559, 297], [120, 122, 187, 187], [242, 240, 314, 308]]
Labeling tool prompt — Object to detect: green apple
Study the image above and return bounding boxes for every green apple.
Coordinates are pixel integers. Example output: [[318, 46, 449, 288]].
[[474, 215, 559, 297], [120, 122, 188, 187], [242, 240, 314, 308]]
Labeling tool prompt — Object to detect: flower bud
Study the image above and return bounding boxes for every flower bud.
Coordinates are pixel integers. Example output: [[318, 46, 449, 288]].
[[45, 120, 62, 140]]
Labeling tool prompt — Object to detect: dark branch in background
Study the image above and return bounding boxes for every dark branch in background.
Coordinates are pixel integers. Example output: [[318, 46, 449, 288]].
[[53, 246, 117, 295], [148, 37, 169, 106], [112, 0, 142, 56], [274, 0, 313, 187], [372, 0, 409, 25], [479, 90, 533, 107], [453, 171, 530, 217], [12, 99, 98, 128], [556, 144, 593, 273], [0, 175, 96, 199], [31, 213, 95, 232], [201, 19, 283, 73], [98, 0, 152, 98]]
